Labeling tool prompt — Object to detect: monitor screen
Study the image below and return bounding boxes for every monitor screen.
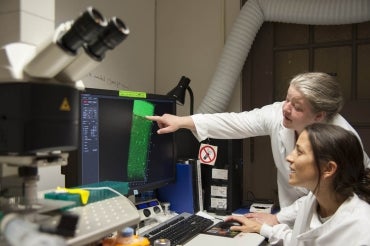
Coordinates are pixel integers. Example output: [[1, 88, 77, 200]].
[[78, 88, 176, 193]]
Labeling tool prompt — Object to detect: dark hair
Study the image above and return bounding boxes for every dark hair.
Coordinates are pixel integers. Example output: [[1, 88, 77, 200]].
[[305, 123, 370, 203]]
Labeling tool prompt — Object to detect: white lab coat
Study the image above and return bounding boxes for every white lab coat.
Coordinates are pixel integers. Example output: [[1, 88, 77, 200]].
[[259, 193, 370, 246], [191, 101, 370, 208]]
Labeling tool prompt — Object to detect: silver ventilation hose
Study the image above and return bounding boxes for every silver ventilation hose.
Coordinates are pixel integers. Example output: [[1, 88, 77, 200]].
[[196, 0, 370, 113]]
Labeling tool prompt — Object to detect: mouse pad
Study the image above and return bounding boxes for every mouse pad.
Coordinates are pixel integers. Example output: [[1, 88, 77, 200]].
[[202, 222, 241, 238]]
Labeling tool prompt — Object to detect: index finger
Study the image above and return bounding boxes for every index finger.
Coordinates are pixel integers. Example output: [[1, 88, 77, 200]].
[[145, 115, 161, 121]]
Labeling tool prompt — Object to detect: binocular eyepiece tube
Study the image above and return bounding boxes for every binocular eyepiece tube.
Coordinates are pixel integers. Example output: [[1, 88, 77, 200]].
[[24, 6, 129, 82], [57, 16, 130, 82]]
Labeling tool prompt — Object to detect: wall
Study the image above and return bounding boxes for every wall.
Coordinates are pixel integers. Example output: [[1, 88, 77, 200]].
[[55, 0, 241, 115], [0, 0, 242, 190], [156, 0, 241, 115]]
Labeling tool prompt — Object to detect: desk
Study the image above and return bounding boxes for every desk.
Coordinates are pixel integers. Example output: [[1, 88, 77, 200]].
[[185, 232, 266, 246], [138, 211, 266, 246]]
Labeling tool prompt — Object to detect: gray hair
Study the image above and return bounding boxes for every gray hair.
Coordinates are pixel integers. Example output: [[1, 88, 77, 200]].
[[290, 72, 344, 121]]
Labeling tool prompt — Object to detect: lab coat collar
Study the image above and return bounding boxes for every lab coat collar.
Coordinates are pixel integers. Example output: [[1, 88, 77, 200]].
[[279, 124, 295, 155], [296, 194, 356, 241]]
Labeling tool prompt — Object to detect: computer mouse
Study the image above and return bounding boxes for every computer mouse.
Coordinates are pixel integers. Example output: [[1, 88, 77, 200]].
[[219, 220, 242, 230]]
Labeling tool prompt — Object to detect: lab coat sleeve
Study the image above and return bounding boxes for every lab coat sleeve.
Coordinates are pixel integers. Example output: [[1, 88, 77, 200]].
[[190, 102, 282, 141], [260, 223, 292, 245], [276, 195, 307, 226], [364, 152, 370, 168]]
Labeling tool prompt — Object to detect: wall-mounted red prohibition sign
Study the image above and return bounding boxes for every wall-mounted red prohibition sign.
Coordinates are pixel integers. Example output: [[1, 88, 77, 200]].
[[198, 143, 217, 165]]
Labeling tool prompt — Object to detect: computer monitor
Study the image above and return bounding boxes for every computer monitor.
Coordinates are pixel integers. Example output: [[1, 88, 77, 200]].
[[78, 88, 176, 194]]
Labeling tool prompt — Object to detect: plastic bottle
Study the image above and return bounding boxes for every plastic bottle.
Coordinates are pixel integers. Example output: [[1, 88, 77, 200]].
[[114, 227, 150, 246], [154, 238, 171, 246]]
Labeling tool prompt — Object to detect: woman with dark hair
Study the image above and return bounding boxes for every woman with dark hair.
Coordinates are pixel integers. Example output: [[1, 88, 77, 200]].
[[225, 123, 370, 245]]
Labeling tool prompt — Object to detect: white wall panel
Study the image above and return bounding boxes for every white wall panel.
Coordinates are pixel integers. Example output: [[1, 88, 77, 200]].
[[156, 0, 241, 115]]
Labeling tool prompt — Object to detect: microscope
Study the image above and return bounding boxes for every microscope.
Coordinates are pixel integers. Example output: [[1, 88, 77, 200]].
[[0, 6, 131, 245]]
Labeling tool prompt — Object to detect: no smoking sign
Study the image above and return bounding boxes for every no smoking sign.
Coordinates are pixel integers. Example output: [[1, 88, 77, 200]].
[[198, 143, 218, 165]]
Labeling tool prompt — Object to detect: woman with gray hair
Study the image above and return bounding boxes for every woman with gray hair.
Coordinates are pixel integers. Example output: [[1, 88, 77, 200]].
[[146, 72, 370, 225]]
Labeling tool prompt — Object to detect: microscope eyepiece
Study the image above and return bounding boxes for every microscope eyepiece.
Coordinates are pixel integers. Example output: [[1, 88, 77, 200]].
[[24, 7, 129, 80], [58, 6, 108, 54], [103, 17, 130, 49], [55, 16, 130, 82], [86, 17, 130, 60], [24, 6, 109, 79]]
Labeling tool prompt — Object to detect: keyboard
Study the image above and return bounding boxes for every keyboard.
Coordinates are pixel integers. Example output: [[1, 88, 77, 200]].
[[142, 212, 214, 245]]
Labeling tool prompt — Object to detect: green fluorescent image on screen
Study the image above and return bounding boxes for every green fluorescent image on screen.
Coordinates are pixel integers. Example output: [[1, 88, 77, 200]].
[[127, 100, 155, 180]]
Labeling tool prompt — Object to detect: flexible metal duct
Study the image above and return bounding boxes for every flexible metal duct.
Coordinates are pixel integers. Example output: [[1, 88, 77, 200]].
[[196, 0, 370, 113]]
